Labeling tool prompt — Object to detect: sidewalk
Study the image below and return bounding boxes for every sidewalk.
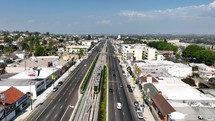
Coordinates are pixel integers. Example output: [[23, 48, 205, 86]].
[[121, 63, 155, 121], [15, 60, 81, 121]]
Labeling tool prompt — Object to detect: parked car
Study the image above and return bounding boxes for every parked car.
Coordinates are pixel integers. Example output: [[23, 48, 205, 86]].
[[136, 112, 144, 119], [128, 88, 133, 93], [135, 106, 142, 112], [117, 102, 122, 109], [52, 87, 58, 92], [57, 81, 63, 86], [134, 101, 139, 107], [127, 84, 131, 88]]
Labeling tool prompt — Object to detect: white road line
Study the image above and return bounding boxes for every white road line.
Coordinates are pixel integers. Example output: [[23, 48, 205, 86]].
[[32, 99, 54, 121], [45, 113, 50, 119], [54, 114, 58, 118], [52, 104, 57, 111]]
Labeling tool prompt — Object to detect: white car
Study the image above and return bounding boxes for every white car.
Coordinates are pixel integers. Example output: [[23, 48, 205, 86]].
[[136, 112, 144, 119], [117, 102, 122, 110]]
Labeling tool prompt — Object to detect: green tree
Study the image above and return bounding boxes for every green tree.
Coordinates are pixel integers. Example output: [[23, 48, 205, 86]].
[[182, 45, 205, 58], [4, 36, 14, 44], [147, 41, 178, 52], [78, 49, 84, 58], [34, 46, 47, 56]]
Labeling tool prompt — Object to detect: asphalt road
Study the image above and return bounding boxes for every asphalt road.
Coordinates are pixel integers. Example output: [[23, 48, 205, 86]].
[[26, 42, 104, 121], [107, 41, 136, 121]]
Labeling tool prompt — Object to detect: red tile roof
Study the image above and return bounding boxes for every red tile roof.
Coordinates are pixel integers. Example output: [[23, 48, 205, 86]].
[[0, 87, 25, 105], [152, 94, 175, 116]]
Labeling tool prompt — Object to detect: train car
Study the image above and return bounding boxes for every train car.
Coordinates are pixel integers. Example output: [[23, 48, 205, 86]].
[[94, 66, 104, 94]]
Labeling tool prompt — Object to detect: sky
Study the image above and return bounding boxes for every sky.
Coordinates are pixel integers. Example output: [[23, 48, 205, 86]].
[[0, 0, 215, 34]]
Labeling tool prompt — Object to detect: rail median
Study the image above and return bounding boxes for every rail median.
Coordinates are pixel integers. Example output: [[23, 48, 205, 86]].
[[80, 54, 99, 94]]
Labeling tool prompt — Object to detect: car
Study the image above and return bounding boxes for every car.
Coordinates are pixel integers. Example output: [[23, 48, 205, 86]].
[[119, 83, 123, 88], [117, 102, 122, 109], [109, 88, 113, 92], [113, 74, 116, 77], [52, 87, 58, 92], [198, 115, 203, 120], [134, 101, 139, 107], [136, 112, 144, 119], [135, 106, 142, 112], [57, 81, 63, 86], [129, 88, 133, 93]]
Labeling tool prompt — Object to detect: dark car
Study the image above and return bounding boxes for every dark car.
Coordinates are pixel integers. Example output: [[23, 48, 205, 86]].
[[109, 88, 113, 92], [113, 74, 116, 77], [134, 101, 139, 107], [57, 81, 63, 86], [127, 84, 131, 88], [129, 88, 133, 93], [52, 87, 58, 92]]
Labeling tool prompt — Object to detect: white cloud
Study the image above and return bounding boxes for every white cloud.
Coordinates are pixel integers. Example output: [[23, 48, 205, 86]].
[[118, 11, 147, 18], [97, 20, 111, 25], [118, 1, 215, 19]]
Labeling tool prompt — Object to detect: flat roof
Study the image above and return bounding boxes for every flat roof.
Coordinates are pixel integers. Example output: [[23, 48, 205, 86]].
[[154, 84, 214, 100], [0, 79, 37, 86], [7, 56, 68, 68], [173, 106, 215, 121], [0, 73, 17, 79], [9, 67, 57, 79]]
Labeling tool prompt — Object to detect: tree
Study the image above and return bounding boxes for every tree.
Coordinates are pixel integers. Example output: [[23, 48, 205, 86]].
[[34, 46, 47, 56], [0, 45, 4, 52], [147, 41, 178, 52], [4, 36, 14, 45], [182, 45, 205, 58], [87, 35, 91, 40], [78, 49, 84, 58]]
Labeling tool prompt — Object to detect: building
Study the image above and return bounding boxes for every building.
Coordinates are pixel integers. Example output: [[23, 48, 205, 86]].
[[120, 44, 163, 61], [0, 87, 29, 121], [66, 45, 88, 53], [0, 67, 59, 99], [143, 75, 215, 121], [6, 56, 68, 73], [1, 56, 75, 99], [134, 60, 192, 78]]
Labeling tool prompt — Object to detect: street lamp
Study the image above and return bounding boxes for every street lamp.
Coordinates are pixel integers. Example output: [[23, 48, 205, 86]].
[[29, 81, 34, 110]]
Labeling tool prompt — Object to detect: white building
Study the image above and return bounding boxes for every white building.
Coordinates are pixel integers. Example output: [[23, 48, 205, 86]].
[[82, 40, 98, 48], [0, 67, 59, 99], [66, 45, 88, 53], [121, 44, 163, 61], [134, 60, 192, 78]]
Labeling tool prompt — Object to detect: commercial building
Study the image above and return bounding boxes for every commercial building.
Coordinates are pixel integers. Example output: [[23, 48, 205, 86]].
[[1, 56, 75, 99], [0, 87, 29, 121], [140, 65, 215, 121]]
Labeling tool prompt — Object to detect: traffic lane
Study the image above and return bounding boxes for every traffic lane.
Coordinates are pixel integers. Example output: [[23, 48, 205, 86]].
[[108, 82, 115, 121], [113, 61, 129, 121], [112, 79, 125, 121], [110, 55, 124, 121], [108, 55, 116, 121], [115, 60, 140, 121], [28, 55, 96, 121]]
